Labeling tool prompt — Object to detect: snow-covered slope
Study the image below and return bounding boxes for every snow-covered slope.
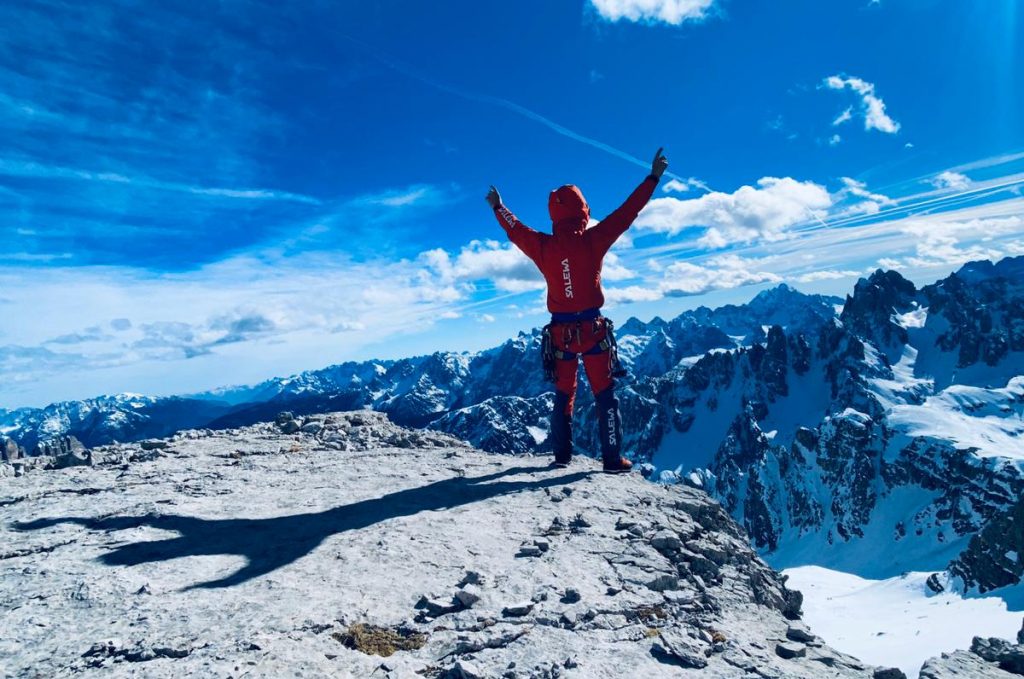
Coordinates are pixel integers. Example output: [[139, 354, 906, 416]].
[[648, 259, 1024, 606], [784, 566, 1024, 679], [0, 412, 898, 678]]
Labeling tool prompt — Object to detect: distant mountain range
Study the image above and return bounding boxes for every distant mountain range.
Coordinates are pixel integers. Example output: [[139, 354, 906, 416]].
[[4, 256, 1023, 603]]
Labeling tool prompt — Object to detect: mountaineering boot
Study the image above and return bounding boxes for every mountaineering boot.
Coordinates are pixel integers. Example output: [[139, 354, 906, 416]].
[[602, 456, 633, 474], [550, 391, 574, 467], [595, 387, 630, 473]]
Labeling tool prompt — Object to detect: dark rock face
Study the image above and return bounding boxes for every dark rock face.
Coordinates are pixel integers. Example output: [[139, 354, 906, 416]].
[[840, 269, 917, 356], [428, 395, 554, 456], [924, 258, 1024, 369], [948, 497, 1024, 593]]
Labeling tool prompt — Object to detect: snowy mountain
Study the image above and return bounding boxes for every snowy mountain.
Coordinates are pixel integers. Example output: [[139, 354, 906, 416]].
[[3, 256, 1023, 611]]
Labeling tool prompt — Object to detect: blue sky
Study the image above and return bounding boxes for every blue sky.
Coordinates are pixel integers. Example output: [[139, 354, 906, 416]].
[[1, 0, 1023, 408]]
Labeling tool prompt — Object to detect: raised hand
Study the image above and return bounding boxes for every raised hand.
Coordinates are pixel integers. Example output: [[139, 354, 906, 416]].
[[651, 147, 669, 179], [485, 185, 502, 209]]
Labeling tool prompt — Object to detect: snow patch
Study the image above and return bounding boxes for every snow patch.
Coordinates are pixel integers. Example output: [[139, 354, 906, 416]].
[[526, 425, 548, 445], [894, 307, 928, 329], [784, 565, 1024, 679]]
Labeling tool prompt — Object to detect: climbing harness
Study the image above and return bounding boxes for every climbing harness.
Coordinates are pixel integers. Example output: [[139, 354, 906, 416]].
[[540, 310, 627, 383]]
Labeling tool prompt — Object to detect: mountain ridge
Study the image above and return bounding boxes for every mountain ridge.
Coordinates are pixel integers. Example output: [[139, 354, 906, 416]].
[[4, 256, 1024, 608]]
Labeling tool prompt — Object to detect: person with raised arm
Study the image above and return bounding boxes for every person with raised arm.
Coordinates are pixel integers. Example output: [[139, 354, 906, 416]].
[[486, 148, 669, 473]]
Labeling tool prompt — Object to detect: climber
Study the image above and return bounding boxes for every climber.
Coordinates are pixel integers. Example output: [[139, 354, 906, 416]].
[[486, 147, 669, 473]]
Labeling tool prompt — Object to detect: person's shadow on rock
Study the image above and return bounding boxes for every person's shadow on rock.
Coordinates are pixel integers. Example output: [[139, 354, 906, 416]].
[[15, 464, 591, 590]]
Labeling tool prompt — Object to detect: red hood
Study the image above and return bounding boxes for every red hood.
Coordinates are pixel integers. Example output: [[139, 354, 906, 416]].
[[548, 184, 590, 237]]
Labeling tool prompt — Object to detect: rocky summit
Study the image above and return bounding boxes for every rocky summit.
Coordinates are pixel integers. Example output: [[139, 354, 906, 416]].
[[0, 411, 903, 678]]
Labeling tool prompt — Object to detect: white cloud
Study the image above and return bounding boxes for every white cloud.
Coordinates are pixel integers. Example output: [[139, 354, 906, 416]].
[[420, 239, 543, 293], [828, 134, 842, 146], [929, 171, 971, 191], [589, 0, 716, 25], [0, 252, 471, 405], [363, 186, 435, 207], [832, 107, 853, 126], [662, 178, 691, 193], [635, 177, 832, 246], [794, 269, 861, 283], [603, 285, 664, 305], [0, 159, 322, 205], [883, 216, 1022, 269], [835, 177, 895, 215], [602, 252, 637, 281], [824, 75, 901, 134], [659, 255, 781, 296], [606, 254, 781, 304]]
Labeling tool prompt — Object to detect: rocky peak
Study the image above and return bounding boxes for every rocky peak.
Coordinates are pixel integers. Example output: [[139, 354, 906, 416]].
[[922, 255, 1024, 369], [840, 269, 918, 353]]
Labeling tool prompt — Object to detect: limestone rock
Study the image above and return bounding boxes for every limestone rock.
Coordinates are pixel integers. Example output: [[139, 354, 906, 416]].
[[0, 411, 887, 678], [776, 641, 807, 659]]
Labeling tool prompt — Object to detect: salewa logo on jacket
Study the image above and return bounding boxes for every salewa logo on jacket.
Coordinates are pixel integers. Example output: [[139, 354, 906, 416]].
[[496, 205, 517, 229], [561, 258, 573, 298]]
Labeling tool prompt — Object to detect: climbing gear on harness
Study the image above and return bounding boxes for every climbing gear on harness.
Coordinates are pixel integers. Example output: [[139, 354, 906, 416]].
[[539, 313, 627, 384]]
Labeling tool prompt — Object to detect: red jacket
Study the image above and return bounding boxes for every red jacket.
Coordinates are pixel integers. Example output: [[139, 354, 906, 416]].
[[493, 176, 659, 314]]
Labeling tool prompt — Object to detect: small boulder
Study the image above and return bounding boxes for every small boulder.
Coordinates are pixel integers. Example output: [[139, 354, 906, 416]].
[[53, 441, 92, 469], [457, 571, 484, 587], [775, 641, 807, 659], [653, 629, 708, 669], [873, 668, 907, 679], [454, 586, 482, 608], [139, 439, 170, 451], [517, 544, 543, 558], [300, 421, 323, 434], [450, 660, 484, 679], [560, 588, 581, 604], [786, 622, 816, 643], [651, 530, 682, 552], [502, 601, 534, 617], [280, 420, 300, 434], [646, 574, 679, 592]]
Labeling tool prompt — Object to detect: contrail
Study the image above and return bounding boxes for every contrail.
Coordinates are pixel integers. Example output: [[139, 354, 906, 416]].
[[339, 34, 699, 187]]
